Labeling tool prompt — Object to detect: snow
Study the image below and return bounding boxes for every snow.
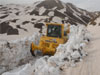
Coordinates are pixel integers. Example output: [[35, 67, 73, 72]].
[[48, 11, 54, 16], [34, 56, 60, 75], [26, 1, 43, 13], [73, 13, 87, 24], [68, 5, 81, 16], [95, 16, 100, 25], [0, 33, 41, 74], [31, 24, 90, 75], [89, 15, 100, 26], [39, 7, 46, 15], [54, 0, 59, 4], [67, 4, 89, 24], [61, 2, 66, 8], [0, 1, 100, 75], [0, 12, 48, 35], [1, 24, 91, 75], [42, 25, 47, 35], [2, 64, 33, 75], [0, 4, 49, 36], [64, 23, 70, 31], [52, 16, 62, 23], [83, 11, 91, 18], [62, 25, 100, 75], [52, 7, 57, 10], [59, 8, 66, 13]]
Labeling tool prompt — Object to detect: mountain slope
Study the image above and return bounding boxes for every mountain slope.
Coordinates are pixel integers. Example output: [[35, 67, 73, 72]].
[[0, 0, 97, 35], [28, 0, 96, 25], [89, 13, 100, 26]]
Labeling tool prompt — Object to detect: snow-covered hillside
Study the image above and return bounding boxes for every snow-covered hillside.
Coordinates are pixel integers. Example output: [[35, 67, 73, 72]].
[[89, 13, 100, 26], [0, 0, 96, 35]]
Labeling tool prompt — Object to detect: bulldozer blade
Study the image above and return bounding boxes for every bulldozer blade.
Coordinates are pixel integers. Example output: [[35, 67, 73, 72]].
[[30, 45, 35, 56], [30, 42, 43, 56]]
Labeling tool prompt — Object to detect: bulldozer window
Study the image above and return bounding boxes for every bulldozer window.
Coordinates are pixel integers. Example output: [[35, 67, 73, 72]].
[[47, 25, 61, 38]]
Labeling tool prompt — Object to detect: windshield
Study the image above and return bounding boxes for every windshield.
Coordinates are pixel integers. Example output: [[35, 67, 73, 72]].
[[47, 25, 61, 38]]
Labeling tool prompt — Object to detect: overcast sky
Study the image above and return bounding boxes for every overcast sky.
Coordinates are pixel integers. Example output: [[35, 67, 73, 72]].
[[0, 0, 100, 11]]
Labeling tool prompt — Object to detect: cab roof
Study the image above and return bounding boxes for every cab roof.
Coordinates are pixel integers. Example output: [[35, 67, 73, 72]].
[[46, 23, 64, 26]]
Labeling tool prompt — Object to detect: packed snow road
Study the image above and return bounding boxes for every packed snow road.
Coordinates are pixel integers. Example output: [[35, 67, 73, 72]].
[[62, 25, 100, 75]]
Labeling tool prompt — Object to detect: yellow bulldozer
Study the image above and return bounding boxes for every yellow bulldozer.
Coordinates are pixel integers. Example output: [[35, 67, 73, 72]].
[[30, 23, 70, 56]]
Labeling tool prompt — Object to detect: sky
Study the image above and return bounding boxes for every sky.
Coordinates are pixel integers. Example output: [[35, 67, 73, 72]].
[[0, 0, 100, 11]]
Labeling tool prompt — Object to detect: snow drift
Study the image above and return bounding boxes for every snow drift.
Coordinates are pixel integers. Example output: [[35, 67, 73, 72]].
[[0, 0, 97, 35], [0, 33, 40, 74], [1, 24, 91, 75], [32, 25, 91, 75]]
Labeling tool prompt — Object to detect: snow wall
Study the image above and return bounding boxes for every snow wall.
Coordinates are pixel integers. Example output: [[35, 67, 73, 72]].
[[0, 33, 40, 74]]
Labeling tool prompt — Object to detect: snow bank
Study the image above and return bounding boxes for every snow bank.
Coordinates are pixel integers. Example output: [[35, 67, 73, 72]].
[[34, 56, 60, 75], [0, 33, 40, 74], [33, 25, 91, 75], [2, 25, 91, 75], [2, 64, 33, 75]]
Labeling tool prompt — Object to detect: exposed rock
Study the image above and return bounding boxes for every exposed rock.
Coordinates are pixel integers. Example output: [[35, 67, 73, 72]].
[[0, 5, 3, 6], [31, 22, 35, 24], [28, 0, 96, 25], [11, 19, 19, 23], [37, 0, 64, 10], [54, 10, 66, 18], [30, 9, 39, 15], [31, 18, 35, 21], [22, 21, 30, 25], [99, 23, 100, 26], [34, 23, 44, 33], [7, 28, 19, 35], [34, 23, 44, 29], [16, 25, 28, 32], [0, 21, 12, 34], [15, 12, 20, 16], [0, 15, 8, 19], [0, 21, 19, 35], [42, 9, 50, 15]]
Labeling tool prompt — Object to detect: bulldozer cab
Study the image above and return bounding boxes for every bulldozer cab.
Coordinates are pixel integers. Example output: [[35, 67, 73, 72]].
[[47, 24, 61, 38], [46, 23, 64, 38]]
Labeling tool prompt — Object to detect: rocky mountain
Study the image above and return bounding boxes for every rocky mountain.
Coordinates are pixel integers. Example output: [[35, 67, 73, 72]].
[[29, 0, 96, 24], [89, 13, 100, 26], [0, 0, 97, 35]]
